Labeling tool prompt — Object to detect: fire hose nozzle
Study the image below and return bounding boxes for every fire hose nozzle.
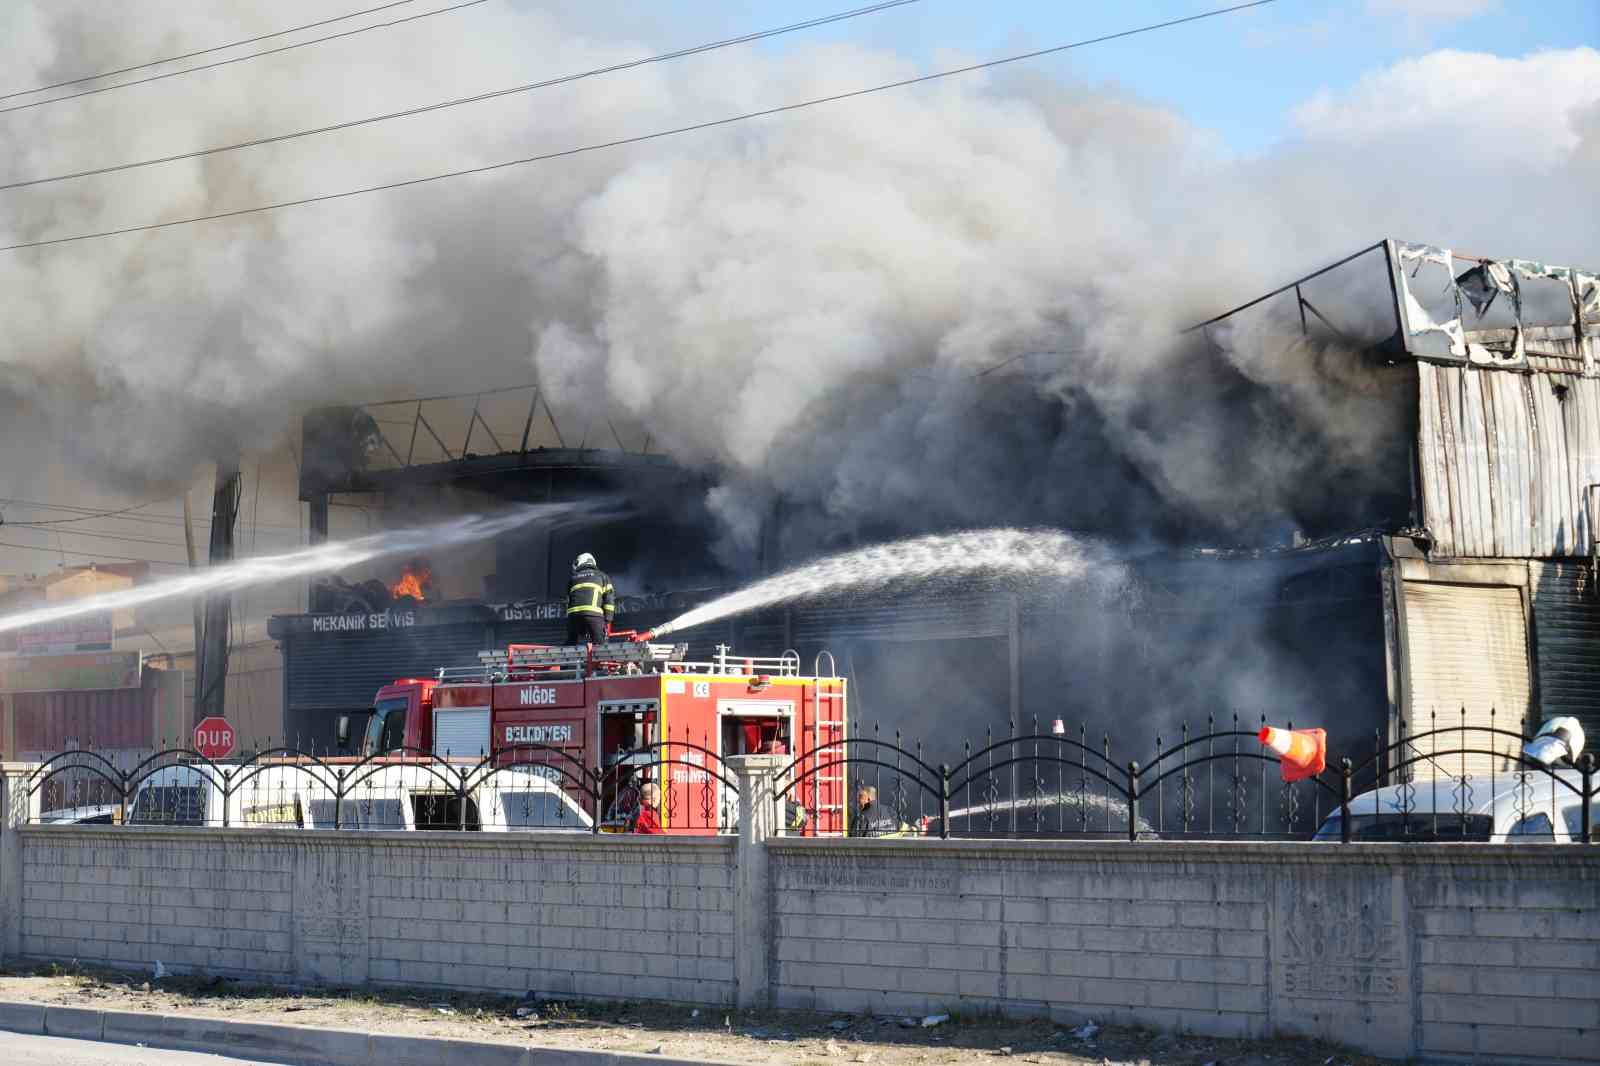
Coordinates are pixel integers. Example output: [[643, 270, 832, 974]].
[[633, 629, 655, 643]]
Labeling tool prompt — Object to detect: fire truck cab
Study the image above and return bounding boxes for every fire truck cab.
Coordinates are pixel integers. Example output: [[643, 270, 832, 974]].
[[359, 641, 849, 834]]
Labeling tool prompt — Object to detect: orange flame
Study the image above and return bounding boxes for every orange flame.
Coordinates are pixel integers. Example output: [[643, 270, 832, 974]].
[[390, 565, 431, 602]]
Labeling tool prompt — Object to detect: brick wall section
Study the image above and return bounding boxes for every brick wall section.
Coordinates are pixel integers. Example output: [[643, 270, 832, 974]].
[[16, 828, 736, 1005], [10, 821, 1600, 1064], [1409, 854, 1600, 1062], [362, 839, 736, 1003], [21, 834, 294, 978], [770, 842, 1273, 1038], [769, 839, 1600, 1061]]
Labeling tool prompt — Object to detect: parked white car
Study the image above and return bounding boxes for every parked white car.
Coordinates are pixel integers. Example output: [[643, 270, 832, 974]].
[[1314, 769, 1596, 842], [37, 804, 119, 825], [472, 766, 593, 832], [121, 761, 591, 832], [125, 762, 341, 828]]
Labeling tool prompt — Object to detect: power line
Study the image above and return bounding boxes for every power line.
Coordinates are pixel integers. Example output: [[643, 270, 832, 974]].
[[0, 0, 923, 191], [0, 496, 304, 531], [0, 1, 485, 110], [0, 523, 295, 550], [1, 525, 197, 549], [0, 538, 188, 567], [0, 496, 169, 525], [0, 1, 1278, 254]]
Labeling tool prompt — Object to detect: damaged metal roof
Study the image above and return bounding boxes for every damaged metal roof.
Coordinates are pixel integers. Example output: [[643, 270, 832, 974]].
[[1389, 240, 1600, 373], [1196, 239, 1600, 560]]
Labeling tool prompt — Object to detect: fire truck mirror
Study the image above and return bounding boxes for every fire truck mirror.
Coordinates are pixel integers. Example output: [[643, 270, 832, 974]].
[[336, 715, 351, 749]]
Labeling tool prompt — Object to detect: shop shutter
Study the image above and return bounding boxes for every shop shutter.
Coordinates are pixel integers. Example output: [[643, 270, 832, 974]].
[[1400, 581, 1530, 778], [1529, 561, 1600, 740], [284, 624, 492, 711]]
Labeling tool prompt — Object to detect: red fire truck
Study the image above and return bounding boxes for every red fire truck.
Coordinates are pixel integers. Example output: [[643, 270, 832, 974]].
[[356, 640, 849, 834]]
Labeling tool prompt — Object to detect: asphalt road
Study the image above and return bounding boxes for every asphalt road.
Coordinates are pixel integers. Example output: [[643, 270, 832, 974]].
[[0, 1032, 287, 1065]]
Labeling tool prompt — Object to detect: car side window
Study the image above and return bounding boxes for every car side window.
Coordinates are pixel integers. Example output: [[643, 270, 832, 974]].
[[1507, 812, 1554, 841], [1560, 803, 1597, 843]]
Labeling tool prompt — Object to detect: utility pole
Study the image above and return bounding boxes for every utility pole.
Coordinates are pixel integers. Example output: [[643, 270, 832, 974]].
[[195, 456, 241, 724], [182, 492, 203, 670]]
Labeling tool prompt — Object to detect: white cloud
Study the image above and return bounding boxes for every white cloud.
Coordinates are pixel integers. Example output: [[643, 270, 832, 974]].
[[1292, 47, 1600, 167]]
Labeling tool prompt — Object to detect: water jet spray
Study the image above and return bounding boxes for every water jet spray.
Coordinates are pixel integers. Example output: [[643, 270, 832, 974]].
[[644, 528, 1123, 639], [0, 503, 588, 637]]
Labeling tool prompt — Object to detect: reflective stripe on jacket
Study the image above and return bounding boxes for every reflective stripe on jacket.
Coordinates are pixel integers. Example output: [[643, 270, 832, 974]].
[[567, 566, 616, 618]]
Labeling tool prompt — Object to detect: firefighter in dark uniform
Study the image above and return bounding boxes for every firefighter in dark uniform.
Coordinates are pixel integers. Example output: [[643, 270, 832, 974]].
[[565, 552, 615, 645]]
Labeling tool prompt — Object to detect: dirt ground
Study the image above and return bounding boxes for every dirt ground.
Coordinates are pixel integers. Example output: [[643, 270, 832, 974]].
[[0, 962, 1392, 1065]]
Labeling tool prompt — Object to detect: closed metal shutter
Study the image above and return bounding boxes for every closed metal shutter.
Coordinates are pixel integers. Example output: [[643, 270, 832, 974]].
[[1401, 581, 1530, 777], [1529, 561, 1600, 739], [793, 592, 1009, 643], [284, 624, 492, 711], [495, 619, 568, 647], [433, 707, 490, 759]]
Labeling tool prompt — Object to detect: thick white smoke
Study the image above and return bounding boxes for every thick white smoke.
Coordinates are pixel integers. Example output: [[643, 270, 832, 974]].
[[1, 2, 1596, 555]]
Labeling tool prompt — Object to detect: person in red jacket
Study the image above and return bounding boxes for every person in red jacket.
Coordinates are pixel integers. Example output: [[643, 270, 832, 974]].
[[631, 780, 663, 834]]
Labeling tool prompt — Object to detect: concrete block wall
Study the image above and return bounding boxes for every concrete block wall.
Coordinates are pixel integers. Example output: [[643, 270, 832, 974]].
[[769, 839, 1600, 1063], [361, 839, 736, 1003], [20, 834, 294, 979], [4, 774, 1600, 1065], [1409, 856, 1600, 1062], [11, 828, 737, 1006]]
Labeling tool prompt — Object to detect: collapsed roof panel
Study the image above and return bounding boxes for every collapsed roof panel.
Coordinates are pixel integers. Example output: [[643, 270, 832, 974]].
[[1388, 239, 1600, 374], [1193, 238, 1600, 378]]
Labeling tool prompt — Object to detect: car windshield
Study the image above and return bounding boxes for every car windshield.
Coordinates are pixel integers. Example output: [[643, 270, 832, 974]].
[[364, 697, 410, 754], [1507, 812, 1556, 840], [1560, 802, 1599, 843], [129, 785, 207, 826], [1314, 813, 1493, 841]]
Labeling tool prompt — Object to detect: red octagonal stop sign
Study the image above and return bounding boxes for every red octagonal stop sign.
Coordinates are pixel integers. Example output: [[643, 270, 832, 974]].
[[193, 716, 236, 760]]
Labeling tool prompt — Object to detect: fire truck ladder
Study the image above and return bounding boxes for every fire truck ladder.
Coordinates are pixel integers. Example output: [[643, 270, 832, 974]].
[[442, 642, 687, 683], [808, 650, 847, 833]]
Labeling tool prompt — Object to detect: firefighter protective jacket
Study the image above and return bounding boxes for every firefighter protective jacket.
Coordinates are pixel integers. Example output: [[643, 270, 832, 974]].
[[567, 566, 616, 621]]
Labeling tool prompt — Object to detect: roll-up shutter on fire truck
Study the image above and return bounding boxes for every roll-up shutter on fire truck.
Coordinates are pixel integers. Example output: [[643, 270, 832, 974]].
[[1400, 581, 1530, 778], [434, 707, 491, 759]]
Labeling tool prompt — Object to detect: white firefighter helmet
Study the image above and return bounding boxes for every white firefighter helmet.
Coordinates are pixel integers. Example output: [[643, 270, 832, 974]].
[[573, 552, 597, 572], [1523, 716, 1585, 767]]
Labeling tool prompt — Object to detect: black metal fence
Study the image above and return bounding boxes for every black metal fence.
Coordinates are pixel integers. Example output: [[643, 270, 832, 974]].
[[20, 712, 1598, 842], [772, 712, 1599, 843], [20, 739, 737, 834]]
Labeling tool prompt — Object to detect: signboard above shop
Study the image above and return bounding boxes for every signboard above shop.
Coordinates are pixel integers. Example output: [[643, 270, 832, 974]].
[[14, 612, 115, 656], [0, 651, 142, 694]]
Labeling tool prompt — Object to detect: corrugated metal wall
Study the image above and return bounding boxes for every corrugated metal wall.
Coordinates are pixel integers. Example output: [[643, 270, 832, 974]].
[[2, 667, 183, 756], [1529, 561, 1600, 740], [1417, 362, 1600, 558]]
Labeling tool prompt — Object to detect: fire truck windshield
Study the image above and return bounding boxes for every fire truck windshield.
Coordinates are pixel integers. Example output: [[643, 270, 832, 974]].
[[365, 697, 410, 754]]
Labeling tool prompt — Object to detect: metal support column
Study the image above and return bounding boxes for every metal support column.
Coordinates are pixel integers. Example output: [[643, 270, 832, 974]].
[[196, 457, 241, 725]]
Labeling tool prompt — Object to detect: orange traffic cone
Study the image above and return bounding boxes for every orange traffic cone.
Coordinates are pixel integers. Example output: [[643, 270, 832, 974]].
[[1258, 725, 1326, 782]]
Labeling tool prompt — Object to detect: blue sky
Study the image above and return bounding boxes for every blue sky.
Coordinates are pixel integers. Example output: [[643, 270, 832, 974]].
[[680, 0, 1599, 153]]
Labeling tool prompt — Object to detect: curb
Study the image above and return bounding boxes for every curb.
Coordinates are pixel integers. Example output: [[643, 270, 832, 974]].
[[0, 999, 728, 1066]]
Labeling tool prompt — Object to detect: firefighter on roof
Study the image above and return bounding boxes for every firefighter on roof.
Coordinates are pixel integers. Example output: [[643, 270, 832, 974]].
[[566, 552, 615, 645]]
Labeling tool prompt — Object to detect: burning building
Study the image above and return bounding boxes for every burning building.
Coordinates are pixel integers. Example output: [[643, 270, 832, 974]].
[[269, 238, 1599, 771]]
